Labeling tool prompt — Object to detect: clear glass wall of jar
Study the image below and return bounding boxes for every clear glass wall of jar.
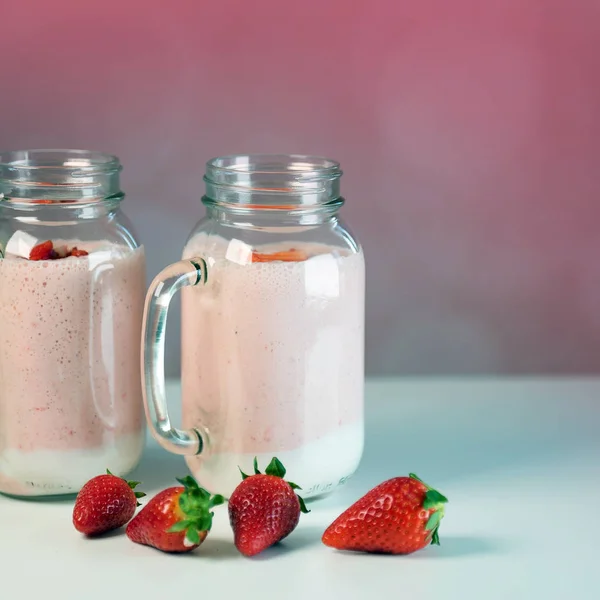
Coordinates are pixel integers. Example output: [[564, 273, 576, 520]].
[[0, 150, 146, 497], [142, 154, 365, 499]]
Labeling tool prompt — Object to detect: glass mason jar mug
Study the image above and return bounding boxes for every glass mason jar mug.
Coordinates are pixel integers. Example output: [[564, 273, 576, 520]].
[[143, 154, 365, 499], [0, 150, 146, 497]]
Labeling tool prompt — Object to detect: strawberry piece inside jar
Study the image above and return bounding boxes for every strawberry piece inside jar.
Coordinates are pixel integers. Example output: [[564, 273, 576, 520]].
[[28, 240, 89, 261], [29, 241, 55, 261], [251, 248, 309, 263]]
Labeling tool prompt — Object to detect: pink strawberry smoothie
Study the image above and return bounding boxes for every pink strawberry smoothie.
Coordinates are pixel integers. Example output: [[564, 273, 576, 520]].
[[181, 233, 365, 498], [0, 243, 146, 496]]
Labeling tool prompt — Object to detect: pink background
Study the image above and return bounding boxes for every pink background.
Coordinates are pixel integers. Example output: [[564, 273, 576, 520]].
[[2, 0, 600, 375]]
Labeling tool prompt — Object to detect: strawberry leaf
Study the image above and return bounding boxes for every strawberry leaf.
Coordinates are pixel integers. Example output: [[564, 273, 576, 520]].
[[410, 473, 448, 509], [423, 489, 448, 509], [128, 481, 142, 490], [209, 494, 225, 509], [297, 495, 310, 514], [200, 513, 213, 531], [178, 492, 191, 513], [288, 482, 302, 490], [431, 527, 441, 546], [239, 467, 250, 480], [425, 511, 442, 531], [185, 527, 200, 546], [176, 476, 199, 489], [134, 491, 146, 498], [265, 457, 286, 478], [175, 475, 223, 536], [253, 457, 261, 475], [168, 520, 191, 533]]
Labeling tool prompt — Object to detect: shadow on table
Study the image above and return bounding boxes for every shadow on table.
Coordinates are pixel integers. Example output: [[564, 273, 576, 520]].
[[171, 525, 324, 562], [321, 535, 510, 560], [249, 525, 325, 560], [192, 538, 241, 560], [417, 535, 510, 559]]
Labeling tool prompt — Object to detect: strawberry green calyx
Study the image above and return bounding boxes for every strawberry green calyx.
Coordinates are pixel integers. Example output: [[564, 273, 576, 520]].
[[240, 457, 310, 514], [168, 476, 225, 544], [106, 469, 146, 506], [409, 473, 448, 546], [263, 456, 285, 478]]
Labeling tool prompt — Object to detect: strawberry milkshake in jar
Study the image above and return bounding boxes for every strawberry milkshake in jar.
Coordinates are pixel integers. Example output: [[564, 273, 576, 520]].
[[0, 150, 146, 497], [142, 154, 365, 499]]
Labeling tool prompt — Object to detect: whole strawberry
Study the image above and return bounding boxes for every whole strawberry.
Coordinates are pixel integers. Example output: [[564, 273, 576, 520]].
[[126, 476, 224, 553], [228, 457, 309, 557], [322, 473, 448, 554], [73, 469, 146, 536]]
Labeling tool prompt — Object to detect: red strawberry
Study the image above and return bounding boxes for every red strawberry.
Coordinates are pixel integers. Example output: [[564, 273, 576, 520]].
[[29, 240, 54, 261], [228, 457, 309, 557], [126, 476, 224, 553], [322, 473, 448, 554], [69, 247, 88, 257], [73, 469, 146, 536]]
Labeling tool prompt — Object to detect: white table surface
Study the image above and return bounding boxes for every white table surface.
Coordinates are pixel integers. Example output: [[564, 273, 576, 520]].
[[1, 378, 599, 600]]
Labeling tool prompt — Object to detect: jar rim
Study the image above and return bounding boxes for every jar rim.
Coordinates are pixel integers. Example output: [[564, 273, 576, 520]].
[[203, 154, 343, 211], [205, 154, 342, 182], [0, 149, 123, 204], [0, 149, 122, 174]]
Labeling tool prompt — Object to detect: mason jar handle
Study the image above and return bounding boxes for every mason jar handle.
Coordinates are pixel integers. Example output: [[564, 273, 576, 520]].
[[141, 258, 209, 456]]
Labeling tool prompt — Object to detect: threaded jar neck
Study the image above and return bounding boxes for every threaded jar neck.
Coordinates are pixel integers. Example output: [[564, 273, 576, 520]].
[[202, 154, 344, 217], [0, 149, 123, 206]]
